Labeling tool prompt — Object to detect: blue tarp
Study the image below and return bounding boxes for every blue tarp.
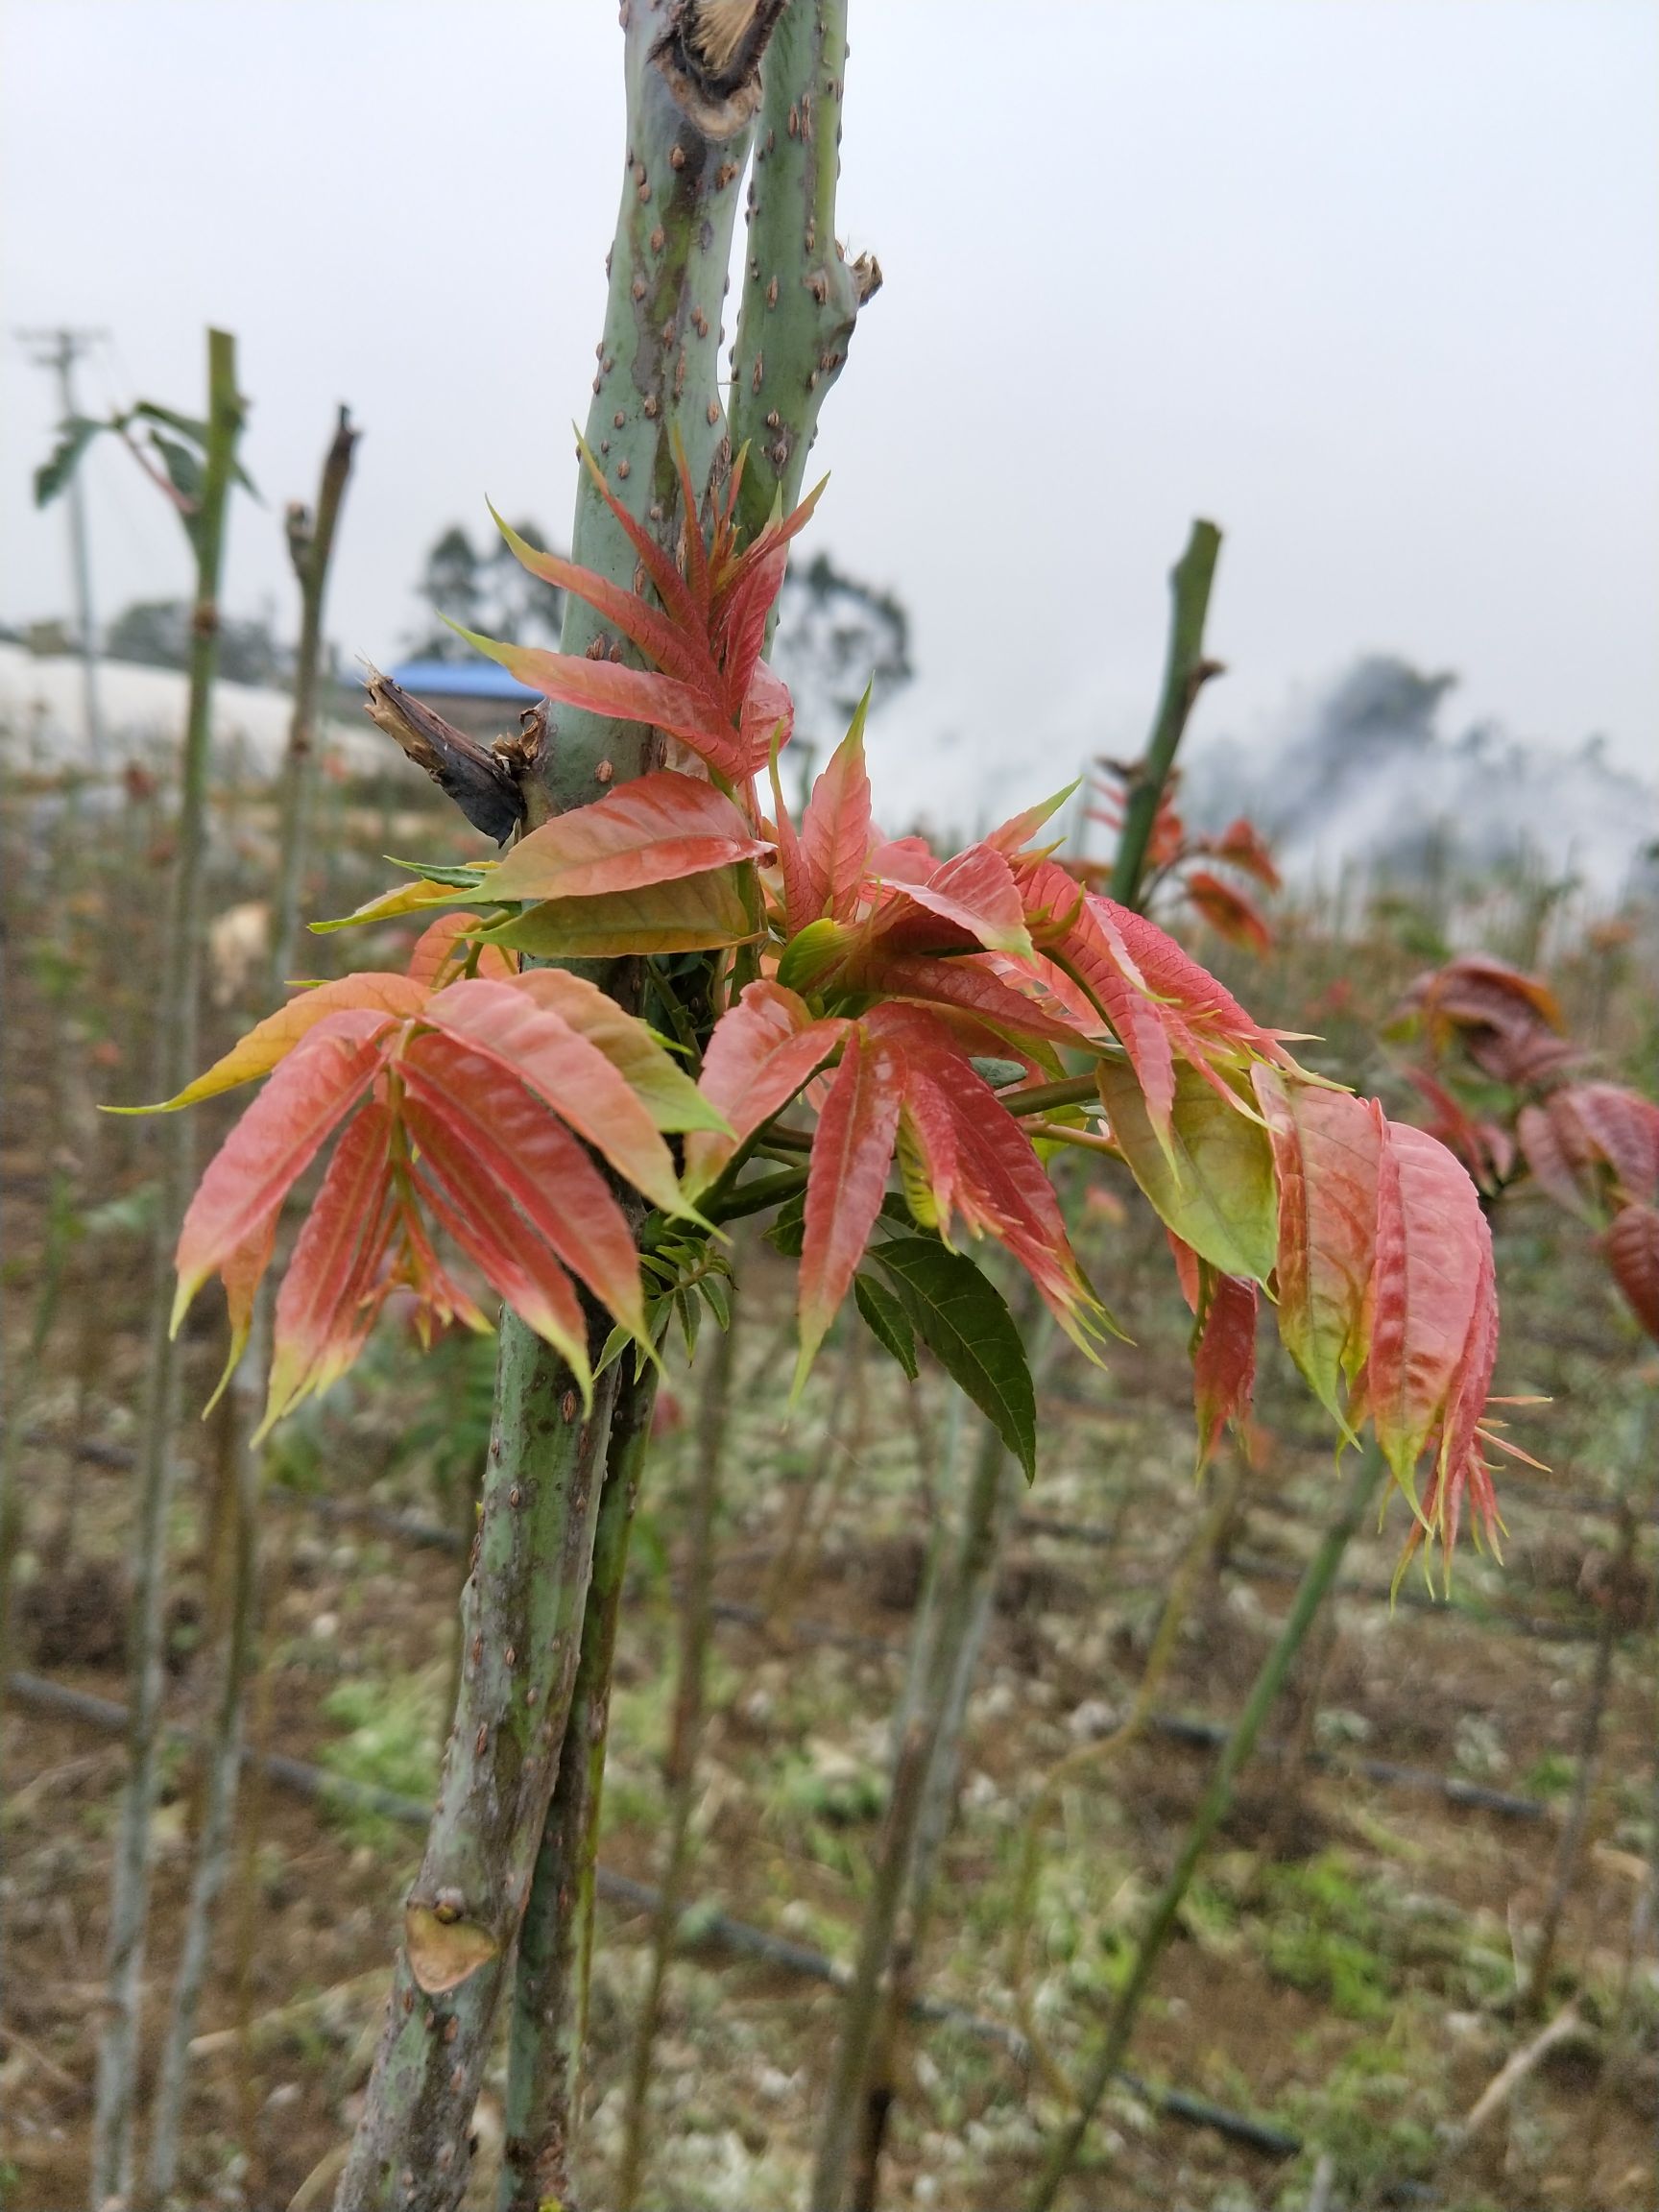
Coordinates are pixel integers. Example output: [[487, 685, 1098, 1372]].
[[385, 659, 541, 702]]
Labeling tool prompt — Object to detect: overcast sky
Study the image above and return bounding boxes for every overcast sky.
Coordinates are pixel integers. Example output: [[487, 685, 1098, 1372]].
[[3, 0, 1655, 828]]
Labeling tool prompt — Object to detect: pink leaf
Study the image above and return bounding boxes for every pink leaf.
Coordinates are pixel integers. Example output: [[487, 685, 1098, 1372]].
[[684, 981, 849, 1197], [796, 1026, 904, 1382]]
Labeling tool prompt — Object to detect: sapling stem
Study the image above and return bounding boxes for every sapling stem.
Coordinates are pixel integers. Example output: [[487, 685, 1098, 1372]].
[[272, 406, 358, 984], [499, 1362, 658, 2212], [336, 10, 792, 2200], [614, 1295, 739, 2210], [1010, 1451, 1246, 2100], [853, 1423, 1025, 2212], [144, 1349, 260, 2198], [1026, 1444, 1384, 2211], [146, 401, 360, 2200], [1108, 520, 1223, 911], [90, 327, 246, 2209], [810, 1390, 1025, 2212], [1520, 1498, 1632, 2015]]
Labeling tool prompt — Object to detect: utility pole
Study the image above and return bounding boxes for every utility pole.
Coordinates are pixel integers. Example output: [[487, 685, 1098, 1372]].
[[17, 325, 108, 757]]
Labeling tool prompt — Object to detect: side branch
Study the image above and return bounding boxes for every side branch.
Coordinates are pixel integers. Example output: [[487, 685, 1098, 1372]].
[[728, 0, 880, 534], [1108, 519, 1222, 910]]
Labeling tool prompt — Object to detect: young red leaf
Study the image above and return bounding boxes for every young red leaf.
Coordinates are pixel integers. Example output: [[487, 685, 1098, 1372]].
[[574, 434, 705, 639], [984, 783, 1076, 857], [1402, 1065, 1514, 1193], [1563, 1081, 1659, 1205], [510, 969, 728, 1134], [766, 732, 816, 938], [453, 629, 751, 784], [411, 1148, 595, 1407], [400, 1030, 646, 1339], [204, 1209, 280, 1415], [795, 1026, 904, 1387], [404, 913, 516, 990], [1516, 1098, 1596, 1221], [799, 696, 874, 923], [741, 661, 796, 767], [711, 476, 825, 701], [1253, 1069, 1382, 1431], [1020, 861, 1176, 1139], [1426, 1216, 1501, 1558], [485, 771, 771, 903], [173, 1009, 395, 1334], [1418, 953, 1564, 1038], [263, 1101, 397, 1431], [1105, 899, 1296, 1070], [1191, 1272, 1259, 1472], [884, 1016, 1104, 1352], [1206, 817, 1282, 891], [130, 974, 425, 1112], [1183, 869, 1272, 956], [489, 505, 723, 700], [421, 976, 687, 1217], [683, 980, 849, 1196], [1360, 1121, 1489, 1506], [1166, 1230, 1202, 1314], [1605, 1203, 1659, 1341], [843, 951, 1083, 1055], [871, 842, 1035, 961]]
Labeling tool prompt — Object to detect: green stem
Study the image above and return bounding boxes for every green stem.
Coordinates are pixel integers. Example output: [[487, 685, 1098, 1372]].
[[499, 1362, 658, 2212], [615, 1294, 739, 2210], [272, 405, 358, 986], [334, 1340, 625, 2211], [1026, 1444, 1383, 2212], [728, 0, 879, 540], [90, 326, 245, 2210], [1107, 520, 1222, 911], [337, 11, 782, 2203], [144, 1339, 263, 2198], [811, 1397, 1022, 2212]]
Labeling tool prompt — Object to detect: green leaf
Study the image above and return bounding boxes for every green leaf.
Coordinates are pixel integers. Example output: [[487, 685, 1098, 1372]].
[[870, 1237, 1037, 1479], [132, 400, 258, 495], [149, 430, 204, 513], [383, 855, 493, 890], [132, 399, 210, 445], [34, 416, 108, 508], [676, 1286, 702, 1360], [765, 1190, 806, 1259], [481, 869, 756, 959], [854, 1272, 918, 1380], [969, 1056, 1029, 1090], [776, 916, 854, 994], [1097, 1058, 1278, 1284], [311, 876, 497, 933]]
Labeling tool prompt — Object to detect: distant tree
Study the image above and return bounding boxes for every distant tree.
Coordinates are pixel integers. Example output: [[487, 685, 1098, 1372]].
[[772, 548, 910, 743], [407, 520, 565, 661], [106, 597, 286, 687]]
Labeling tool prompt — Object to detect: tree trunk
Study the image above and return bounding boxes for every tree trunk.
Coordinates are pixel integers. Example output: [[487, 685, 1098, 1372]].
[[498, 1363, 657, 2212], [90, 326, 245, 2211], [614, 1295, 739, 2210], [333, 8, 837, 2201]]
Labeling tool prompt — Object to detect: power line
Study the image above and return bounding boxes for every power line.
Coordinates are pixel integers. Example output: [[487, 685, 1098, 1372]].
[[15, 325, 109, 756]]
